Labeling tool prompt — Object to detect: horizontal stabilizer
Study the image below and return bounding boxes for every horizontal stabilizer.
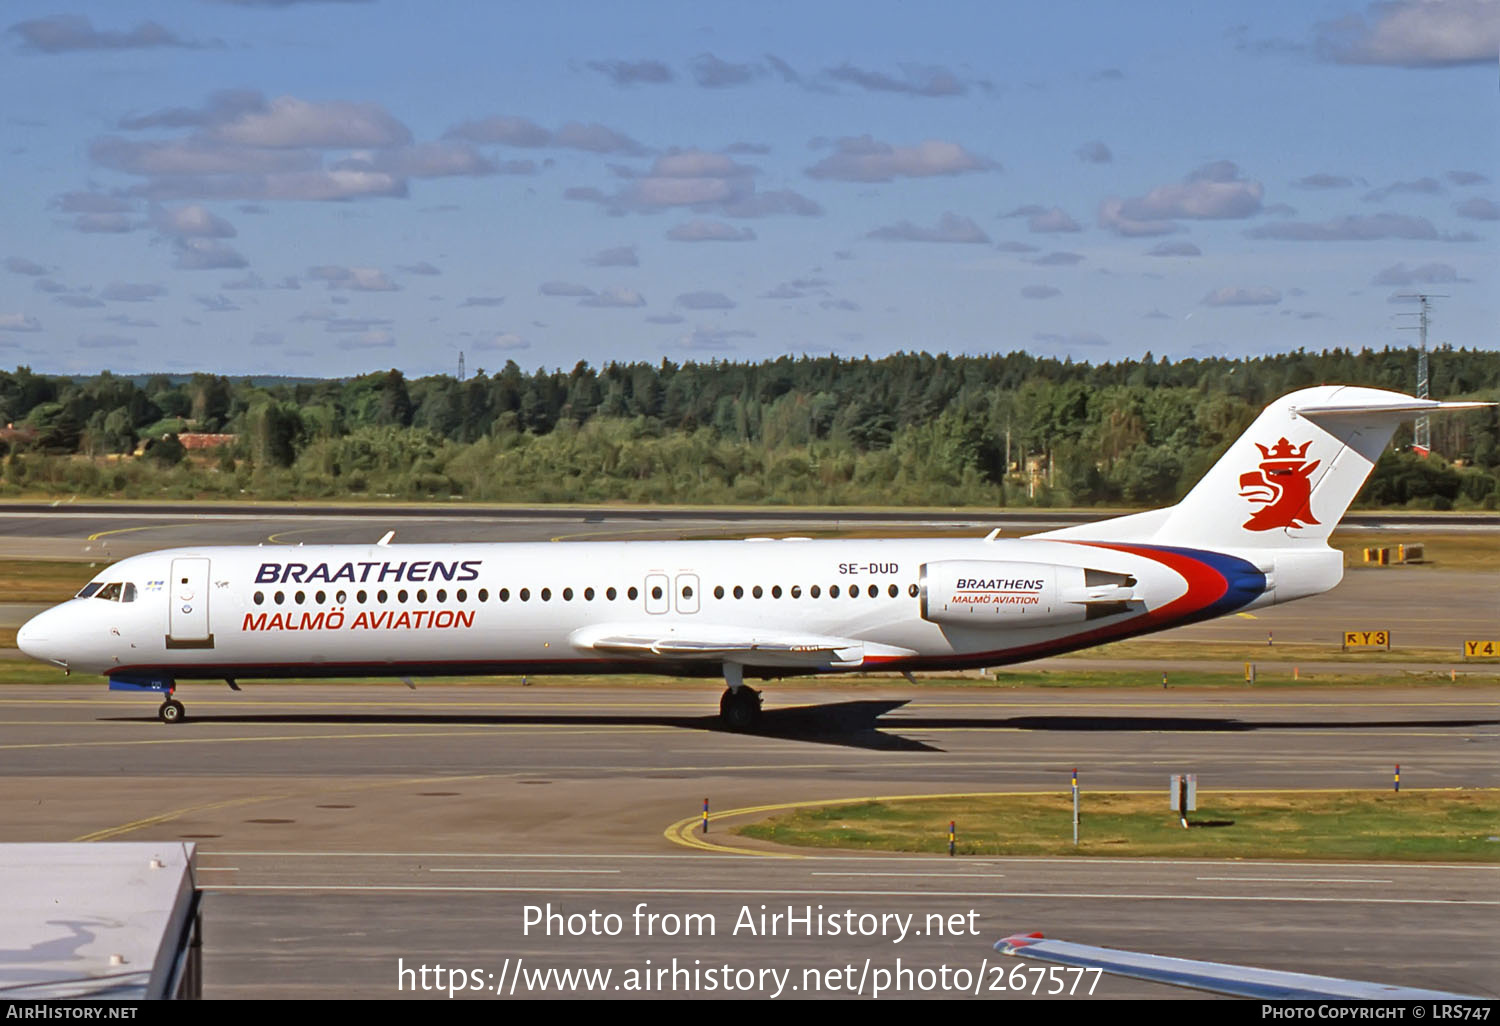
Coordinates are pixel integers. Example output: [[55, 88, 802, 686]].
[[1292, 398, 1493, 418], [996, 932, 1480, 1000]]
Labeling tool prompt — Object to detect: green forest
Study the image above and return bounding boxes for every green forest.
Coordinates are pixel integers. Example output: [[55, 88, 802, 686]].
[[2, 346, 1497, 510]]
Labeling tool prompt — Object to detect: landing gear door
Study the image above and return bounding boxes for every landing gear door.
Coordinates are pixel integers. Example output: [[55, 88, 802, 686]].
[[167, 557, 214, 648], [644, 573, 670, 614]]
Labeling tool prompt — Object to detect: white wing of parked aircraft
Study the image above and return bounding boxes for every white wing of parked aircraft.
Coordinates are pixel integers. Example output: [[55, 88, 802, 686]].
[[994, 932, 1483, 1000], [16, 385, 1491, 725]]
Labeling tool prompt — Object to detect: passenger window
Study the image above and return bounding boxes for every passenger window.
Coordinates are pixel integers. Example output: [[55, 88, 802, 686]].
[[541, 588, 552, 601], [563, 587, 574, 601], [254, 591, 264, 605], [417, 589, 428, 603], [752, 586, 763, 599], [908, 583, 919, 598], [888, 584, 898, 598], [520, 588, 531, 601], [651, 586, 662, 600], [714, 585, 725, 599], [627, 586, 638, 601], [867, 585, 878, 598], [810, 585, 820, 599], [315, 590, 327, 605], [790, 585, 801, 598], [830, 585, 840, 598], [436, 589, 448, 602], [457, 589, 467, 602], [770, 585, 781, 599], [397, 589, 408, 603], [607, 587, 618, 601], [499, 588, 509, 602], [377, 590, 388, 603], [733, 585, 744, 599], [476, 589, 486, 602], [275, 591, 285, 605], [682, 585, 693, 599], [584, 587, 594, 601], [357, 590, 368, 604], [336, 590, 347, 604], [295, 590, 306, 605]]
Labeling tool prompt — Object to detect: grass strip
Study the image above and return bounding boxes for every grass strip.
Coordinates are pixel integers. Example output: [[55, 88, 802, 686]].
[[735, 790, 1500, 862]]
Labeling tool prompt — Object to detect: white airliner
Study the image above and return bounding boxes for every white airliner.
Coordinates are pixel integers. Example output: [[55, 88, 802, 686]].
[[16, 385, 1488, 726]]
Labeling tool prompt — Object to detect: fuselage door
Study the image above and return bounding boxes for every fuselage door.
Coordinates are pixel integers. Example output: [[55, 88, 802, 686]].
[[644, 573, 670, 614], [675, 573, 700, 614], [167, 557, 214, 648]]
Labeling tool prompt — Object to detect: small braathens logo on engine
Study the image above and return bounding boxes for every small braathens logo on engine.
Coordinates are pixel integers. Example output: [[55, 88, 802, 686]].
[[1238, 438, 1320, 531]]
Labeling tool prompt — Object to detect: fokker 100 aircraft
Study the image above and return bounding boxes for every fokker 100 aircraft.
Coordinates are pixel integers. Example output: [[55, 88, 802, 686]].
[[16, 385, 1489, 726]]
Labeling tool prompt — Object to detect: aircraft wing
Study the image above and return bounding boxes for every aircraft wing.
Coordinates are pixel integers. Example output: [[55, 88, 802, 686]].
[[995, 932, 1481, 1000], [569, 624, 915, 668]]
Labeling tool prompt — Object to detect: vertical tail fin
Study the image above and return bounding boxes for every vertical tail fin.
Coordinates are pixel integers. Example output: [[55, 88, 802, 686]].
[[1037, 385, 1491, 551]]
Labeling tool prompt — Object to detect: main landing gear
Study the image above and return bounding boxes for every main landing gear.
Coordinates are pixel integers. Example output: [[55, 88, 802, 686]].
[[719, 663, 761, 730], [158, 698, 185, 724]]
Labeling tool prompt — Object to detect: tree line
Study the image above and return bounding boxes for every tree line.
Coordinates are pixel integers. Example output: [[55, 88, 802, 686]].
[[1, 346, 1497, 509]]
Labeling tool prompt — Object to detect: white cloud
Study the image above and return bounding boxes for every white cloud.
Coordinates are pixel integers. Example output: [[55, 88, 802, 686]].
[[1076, 141, 1113, 164], [1456, 197, 1499, 220], [806, 136, 995, 181], [539, 281, 595, 297], [1371, 262, 1464, 285], [211, 95, 411, 150], [1026, 207, 1082, 233], [5, 258, 48, 276], [825, 63, 968, 97], [868, 212, 990, 243], [666, 219, 756, 242], [151, 204, 236, 238], [1101, 161, 1264, 236], [309, 266, 398, 291], [0, 314, 42, 332], [1202, 286, 1282, 306], [9, 14, 208, 53], [101, 282, 166, 302], [174, 239, 247, 270], [1245, 212, 1464, 241], [474, 332, 530, 351], [586, 245, 638, 267], [676, 291, 736, 310], [1147, 241, 1202, 257], [581, 287, 646, 308], [586, 59, 674, 87], [1029, 250, 1085, 266], [1316, 0, 1499, 67], [692, 53, 759, 88]]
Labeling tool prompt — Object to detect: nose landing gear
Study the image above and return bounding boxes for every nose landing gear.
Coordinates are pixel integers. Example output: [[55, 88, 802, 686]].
[[158, 698, 186, 724]]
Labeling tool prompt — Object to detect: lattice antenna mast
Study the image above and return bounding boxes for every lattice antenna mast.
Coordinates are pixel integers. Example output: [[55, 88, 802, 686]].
[[1395, 293, 1446, 456], [458, 351, 466, 382]]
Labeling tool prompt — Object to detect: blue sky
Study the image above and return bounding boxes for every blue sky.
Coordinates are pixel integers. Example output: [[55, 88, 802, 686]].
[[1, 0, 1495, 378]]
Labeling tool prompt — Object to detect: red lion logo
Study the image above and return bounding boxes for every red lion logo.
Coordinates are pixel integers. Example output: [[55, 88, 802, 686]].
[[1238, 438, 1320, 531]]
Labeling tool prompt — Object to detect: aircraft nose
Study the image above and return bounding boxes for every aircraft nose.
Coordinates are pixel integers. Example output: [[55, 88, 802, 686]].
[[17, 608, 58, 662]]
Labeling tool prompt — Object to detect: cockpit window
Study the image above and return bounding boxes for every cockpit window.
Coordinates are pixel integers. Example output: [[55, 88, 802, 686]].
[[122, 583, 136, 603], [90, 582, 137, 602], [95, 582, 123, 601], [76, 582, 102, 599]]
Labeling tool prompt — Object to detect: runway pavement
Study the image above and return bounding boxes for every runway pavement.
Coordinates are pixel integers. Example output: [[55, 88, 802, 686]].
[[1, 682, 1496, 998]]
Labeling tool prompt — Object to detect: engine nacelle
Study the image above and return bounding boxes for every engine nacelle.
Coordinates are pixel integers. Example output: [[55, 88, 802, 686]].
[[919, 560, 1138, 628]]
